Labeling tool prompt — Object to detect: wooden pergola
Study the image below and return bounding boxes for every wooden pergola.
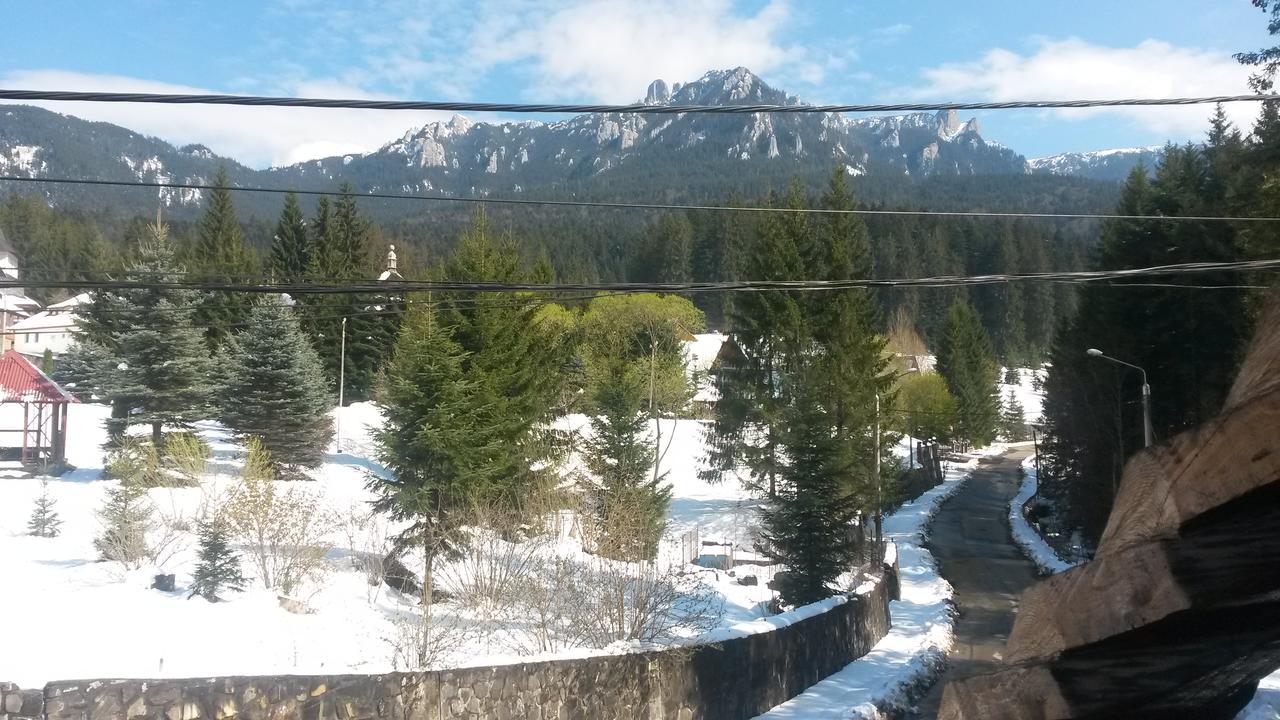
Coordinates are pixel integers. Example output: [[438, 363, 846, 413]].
[[0, 350, 76, 470]]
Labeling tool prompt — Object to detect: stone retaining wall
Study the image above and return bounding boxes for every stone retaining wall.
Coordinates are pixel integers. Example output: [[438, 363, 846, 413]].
[[14, 561, 896, 720]]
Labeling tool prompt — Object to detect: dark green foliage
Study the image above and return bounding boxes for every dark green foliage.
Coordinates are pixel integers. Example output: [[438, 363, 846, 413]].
[[582, 357, 671, 562], [93, 222, 215, 445], [270, 191, 310, 281], [220, 302, 334, 478], [936, 299, 1000, 446], [1042, 132, 1253, 546], [189, 518, 246, 602], [53, 340, 113, 401], [191, 167, 258, 347], [94, 479, 152, 566], [758, 374, 860, 607], [0, 194, 114, 305], [27, 479, 61, 538], [40, 348, 53, 375]]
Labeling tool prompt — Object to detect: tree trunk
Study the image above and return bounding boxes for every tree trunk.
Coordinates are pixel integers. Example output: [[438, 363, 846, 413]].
[[152, 421, 163, 450], [419, 531, 434, 669]]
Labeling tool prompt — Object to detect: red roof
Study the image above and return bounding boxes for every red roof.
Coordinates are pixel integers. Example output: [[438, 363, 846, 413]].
[[0, 350, 77, 403]]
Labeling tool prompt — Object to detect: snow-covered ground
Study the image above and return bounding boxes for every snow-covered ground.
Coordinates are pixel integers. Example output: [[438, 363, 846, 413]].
[[999, 366, 1046, 425], [0, 404, 797, 686], [1008, 455, 1075, 575], [1003, 451, 1280, 718], [758, 446, 1005, 719]]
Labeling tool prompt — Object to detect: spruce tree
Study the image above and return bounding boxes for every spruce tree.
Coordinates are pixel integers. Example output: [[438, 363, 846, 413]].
[[1000, 391, 1028, 441], [581, 357, 671, 562], [758, 371, 859, 607], [94, 479, 152, 567], [369, 305, 501, 614], [192, 167, 257, 347], [103, 221, 215, 447], [189, 518, 246, 602], [936, 298, 1000, 446], [27, 479, 62, 537], [220, 301, 334, 478], [270, 191, 310, 282]]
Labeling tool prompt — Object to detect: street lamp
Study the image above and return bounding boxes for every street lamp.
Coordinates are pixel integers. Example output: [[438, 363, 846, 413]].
[[1085, 348, 1153, 448]]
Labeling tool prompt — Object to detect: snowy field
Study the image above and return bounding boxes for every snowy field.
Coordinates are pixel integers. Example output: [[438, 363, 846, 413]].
[[0, 403, 881, 687], [999, 366, 1046, 425]]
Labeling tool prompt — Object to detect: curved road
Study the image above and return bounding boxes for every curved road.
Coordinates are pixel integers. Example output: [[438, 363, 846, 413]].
[[911, 447, 1037, 719]]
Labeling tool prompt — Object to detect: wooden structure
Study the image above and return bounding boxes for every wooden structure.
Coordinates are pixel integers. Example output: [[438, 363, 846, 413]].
[[0, 349, 76, 470], [938, 291, 1280, 719]]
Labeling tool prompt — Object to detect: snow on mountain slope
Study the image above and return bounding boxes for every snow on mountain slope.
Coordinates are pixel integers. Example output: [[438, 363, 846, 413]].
[[1029, 145, 1163, 181]]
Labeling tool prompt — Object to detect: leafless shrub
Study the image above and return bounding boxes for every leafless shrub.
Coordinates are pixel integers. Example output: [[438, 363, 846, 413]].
[[386, 606, 469, 672], [438, 501, 551, 620], [222, 439, 335, 595], [338, 501, 394, 603], [567, 557, 723, 647]]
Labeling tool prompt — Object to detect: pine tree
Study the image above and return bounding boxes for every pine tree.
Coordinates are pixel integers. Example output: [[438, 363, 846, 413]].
[[270, 191, 310, 281], [1001, 391, 1028, 441], [27, 479, 62, 537], [758, 372, 859, 607], [192, 167, 257, 347], [188, 518, 246, 602], [220, 301, 334, 478], [102, 221, 215, 447], [936, 298, 1000, 446], [369, 305, 502, 615], [94, 479, 152, 567], [582, 357, 671, 562]]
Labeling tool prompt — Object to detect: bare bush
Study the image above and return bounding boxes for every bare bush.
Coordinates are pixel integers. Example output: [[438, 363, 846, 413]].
[[222, 439, 335, 595], [338, 501, 394, 603], [386, 606, 469, 672], [438, 502, 550, 620], [568, 558, 723, 647]]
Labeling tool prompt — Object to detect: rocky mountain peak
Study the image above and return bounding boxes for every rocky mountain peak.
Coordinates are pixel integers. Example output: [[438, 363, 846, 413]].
[[645, 79, 671, 105]]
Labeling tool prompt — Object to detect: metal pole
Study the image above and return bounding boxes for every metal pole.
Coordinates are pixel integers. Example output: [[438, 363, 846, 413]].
[[874, 391, 882, 549], [337, 316, 347, 452], [1140, 375, 1153, 448], [1031, 425, 1043, 504]]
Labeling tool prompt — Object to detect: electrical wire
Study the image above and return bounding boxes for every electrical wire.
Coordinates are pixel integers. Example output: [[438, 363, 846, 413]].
[[6, 258, 1275, 295], [2, 88, 1277, 115], [5, 175, 1280, 223]]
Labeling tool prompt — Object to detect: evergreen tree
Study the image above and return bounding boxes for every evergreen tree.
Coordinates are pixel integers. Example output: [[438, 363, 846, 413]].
[[192, 167, 258, 347], [655, 213, 694, 284], [101, 221, 215, 447], [581, 358, 671, 562], [27, 479, 62, 538], [220, 301, 334, 478], [369, 305, 502, 614], [188, 518, 246, 602], [936, 298, 1000, 445], [758, 371, 860, 607], [270, 191, 310, 281], [1000, 391, 1028, 441], [94, 479, 152, 567]]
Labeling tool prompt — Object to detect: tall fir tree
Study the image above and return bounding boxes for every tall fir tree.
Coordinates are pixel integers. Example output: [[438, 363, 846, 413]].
[[270, 191, 310, 282], [581, 357, 671, 562], [191, 167, 257, 347], [27, 479, 62, 537], [220, 301, 335, 478], [101, 221, 215, 446], [936, 298, 1000, 446], [189, 518, 246, 602], [758, 370, 860, 607]]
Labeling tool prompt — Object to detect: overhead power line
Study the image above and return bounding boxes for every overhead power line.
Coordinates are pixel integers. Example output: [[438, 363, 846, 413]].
[[1, 88, 1276, 115], [5, 175, 1280, 223], [5, 259, 1277, 295]]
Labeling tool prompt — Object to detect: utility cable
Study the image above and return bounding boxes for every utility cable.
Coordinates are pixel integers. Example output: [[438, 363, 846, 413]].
[[4, 175, 1280, 223], [1, 88, 1276, 115]]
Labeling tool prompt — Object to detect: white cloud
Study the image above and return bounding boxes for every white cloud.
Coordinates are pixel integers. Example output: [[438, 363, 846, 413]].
[[915, 38, 1258, 139], [466, 0, 818, 101], [0, 70, 454, 168]]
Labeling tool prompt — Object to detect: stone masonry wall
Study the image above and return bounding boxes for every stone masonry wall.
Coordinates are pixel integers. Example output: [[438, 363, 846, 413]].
[[22, 562, 896, 720]]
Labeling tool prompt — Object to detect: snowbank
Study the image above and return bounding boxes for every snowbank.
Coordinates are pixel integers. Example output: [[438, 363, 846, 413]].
[[1008, 455, 1075, 575], [757, 447, 1002, 719]]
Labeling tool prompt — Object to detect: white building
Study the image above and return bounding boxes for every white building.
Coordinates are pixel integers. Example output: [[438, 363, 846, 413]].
[[0, 228, 44, 351], [9, 294, 90, 360]]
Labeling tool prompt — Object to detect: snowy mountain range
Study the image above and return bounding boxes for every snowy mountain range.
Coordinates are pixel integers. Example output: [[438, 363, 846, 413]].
[[1028, 146, 1163, 182], [0, 68, 1143, 218]]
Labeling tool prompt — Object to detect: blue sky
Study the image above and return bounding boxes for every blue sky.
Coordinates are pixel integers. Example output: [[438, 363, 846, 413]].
[[0, 1, 1272, 167]]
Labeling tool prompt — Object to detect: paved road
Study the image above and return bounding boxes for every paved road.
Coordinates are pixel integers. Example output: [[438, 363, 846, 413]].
[[911, 447, 1037, 719]]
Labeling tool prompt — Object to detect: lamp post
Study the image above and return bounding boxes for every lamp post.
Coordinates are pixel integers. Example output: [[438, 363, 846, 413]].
[[1085, 348, 1153, 448]]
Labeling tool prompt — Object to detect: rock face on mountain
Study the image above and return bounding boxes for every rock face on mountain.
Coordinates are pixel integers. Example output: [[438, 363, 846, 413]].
[[0, 68, 1036, 216]]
